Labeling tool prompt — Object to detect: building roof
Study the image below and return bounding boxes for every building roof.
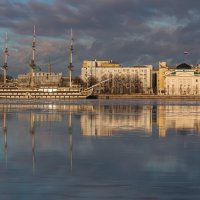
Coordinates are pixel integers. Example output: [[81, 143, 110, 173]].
[[176, 63, 192, 70]]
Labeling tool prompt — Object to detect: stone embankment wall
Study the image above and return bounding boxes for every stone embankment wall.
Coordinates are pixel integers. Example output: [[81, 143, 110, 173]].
[[97, 95, 200, 100]]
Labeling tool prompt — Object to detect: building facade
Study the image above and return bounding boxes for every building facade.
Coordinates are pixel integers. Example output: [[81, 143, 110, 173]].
[[157, 61, 168, 94], [17, 72, 62, 87], [159, 63, 200, 95], [165, 64, 200, 95], [81, 60, 153, 94]]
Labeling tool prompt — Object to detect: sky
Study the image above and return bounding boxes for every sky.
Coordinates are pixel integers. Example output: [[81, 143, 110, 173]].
[[1, 0, 200, 77]]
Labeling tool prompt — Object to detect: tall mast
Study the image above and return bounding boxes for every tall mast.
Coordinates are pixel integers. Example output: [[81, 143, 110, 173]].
[[32, 25, 36, 65], [30, 26, 36, 87], [3, 32, 8, 84], [68, 29, 73, 88]]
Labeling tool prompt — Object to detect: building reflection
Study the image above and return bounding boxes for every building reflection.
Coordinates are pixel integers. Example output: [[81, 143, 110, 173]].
[[157, 105, 200, 137], [81, 104, 200, 137], [1, 103, 200, 155], [81, 105, 153, 136]]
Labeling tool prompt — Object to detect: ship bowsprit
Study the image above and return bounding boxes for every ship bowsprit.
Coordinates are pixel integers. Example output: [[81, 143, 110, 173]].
[[80, 88, 94, 97]]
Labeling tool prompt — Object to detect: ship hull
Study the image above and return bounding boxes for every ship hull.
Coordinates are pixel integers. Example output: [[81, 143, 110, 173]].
[[0, 87, 92, 99]]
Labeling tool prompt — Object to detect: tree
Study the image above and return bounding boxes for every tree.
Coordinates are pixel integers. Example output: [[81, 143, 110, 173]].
[[87, 76, 98, 87], [73, 76, 85, 88], [132, 75, 143, 94]]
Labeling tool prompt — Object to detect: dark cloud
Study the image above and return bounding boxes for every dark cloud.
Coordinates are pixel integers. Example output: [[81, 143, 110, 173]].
[[0, 0, 200, 77]]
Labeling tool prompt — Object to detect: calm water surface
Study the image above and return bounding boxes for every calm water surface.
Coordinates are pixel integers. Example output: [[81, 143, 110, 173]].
[[0, 99, 200, 199]]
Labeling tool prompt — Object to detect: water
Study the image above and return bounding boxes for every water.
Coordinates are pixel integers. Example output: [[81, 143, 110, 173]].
[[0, 99, 200, 199]]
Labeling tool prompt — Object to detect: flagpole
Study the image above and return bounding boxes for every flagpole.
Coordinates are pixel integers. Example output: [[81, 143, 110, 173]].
[[184, 51, 189, 63]]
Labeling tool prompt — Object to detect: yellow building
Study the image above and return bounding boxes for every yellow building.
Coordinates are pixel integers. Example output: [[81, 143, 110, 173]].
[[157, 61, 168, 94], [82, 60, 121, 68]]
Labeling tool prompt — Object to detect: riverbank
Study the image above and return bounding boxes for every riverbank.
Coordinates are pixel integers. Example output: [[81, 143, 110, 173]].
[[97, 94, 200, 100]]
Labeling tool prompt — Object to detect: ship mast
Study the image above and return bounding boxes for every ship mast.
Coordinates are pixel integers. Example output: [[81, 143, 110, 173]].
[[30, 26, 36, 87], [68, 29, 73, 88], [3, 32, 8, 84]]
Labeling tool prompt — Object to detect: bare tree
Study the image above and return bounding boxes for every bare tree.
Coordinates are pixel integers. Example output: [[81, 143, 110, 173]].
[[87, 76, 98, 87], [98, 74, 143, 94]]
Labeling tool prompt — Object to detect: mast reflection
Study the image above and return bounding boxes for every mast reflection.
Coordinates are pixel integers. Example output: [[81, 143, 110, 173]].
[[1, 102, 200, 169], [68, 108, 73, 172], [30, 111, 36, 172], [3, 109, 7, 167]]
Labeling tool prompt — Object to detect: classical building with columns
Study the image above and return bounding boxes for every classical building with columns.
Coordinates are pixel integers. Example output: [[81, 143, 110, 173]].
[[157, 62, 200, 95], [165, 63, 200, 95]]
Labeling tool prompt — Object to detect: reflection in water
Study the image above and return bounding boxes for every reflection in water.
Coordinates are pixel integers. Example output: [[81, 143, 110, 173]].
[[30, 111, 36, 172], [157, 105, 200, 137], [3, 109, 7, 167], [1, 104, 200, 173], [1, 101, 200, 199], [1, 103, 200, 139], [68, 106, 73, 172], [1, 104, 75, 172], [80, 104, 200, 137], [81, 105, 152, 136]]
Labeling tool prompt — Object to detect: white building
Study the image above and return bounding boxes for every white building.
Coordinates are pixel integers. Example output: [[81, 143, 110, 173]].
[[81, 60, 153, 94], [165, 63, 200, 95]]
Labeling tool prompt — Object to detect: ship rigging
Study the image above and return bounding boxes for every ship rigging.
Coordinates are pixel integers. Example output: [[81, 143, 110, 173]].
[[0, 28, 93, 99]]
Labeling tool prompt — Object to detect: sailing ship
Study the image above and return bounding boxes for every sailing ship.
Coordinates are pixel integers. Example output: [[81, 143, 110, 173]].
[[0, 28, 93, 99]]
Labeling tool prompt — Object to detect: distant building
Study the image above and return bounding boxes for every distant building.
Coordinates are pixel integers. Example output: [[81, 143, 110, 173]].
[[81, 60, 153, 94], [165, 63, 200, 95], [157, 61, 168, 94], [157, 62, 200, 95], [17, 72, 62, 87]]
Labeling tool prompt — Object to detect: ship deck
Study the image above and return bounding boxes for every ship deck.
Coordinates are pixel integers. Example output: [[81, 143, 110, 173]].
[[0, 87, 87, 99]]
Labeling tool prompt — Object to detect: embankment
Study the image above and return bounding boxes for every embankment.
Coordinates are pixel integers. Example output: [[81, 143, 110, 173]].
[[97, 94, 200, 100]]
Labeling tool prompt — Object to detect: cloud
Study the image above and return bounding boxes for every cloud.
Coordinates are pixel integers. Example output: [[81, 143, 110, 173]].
[[0, 0, 200, 77]]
